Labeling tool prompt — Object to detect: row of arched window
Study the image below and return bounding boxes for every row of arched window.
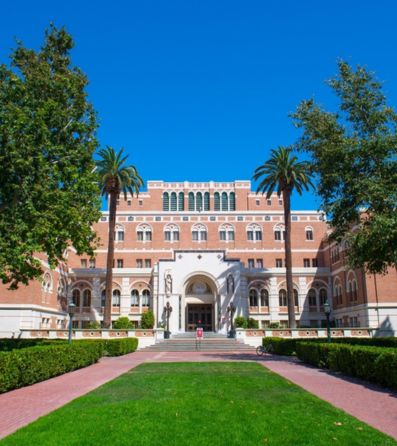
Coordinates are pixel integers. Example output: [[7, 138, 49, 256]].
[[333, 273, 359, 305], [248, 288, 329, 309], [71, 288, 151, 309], [163, 192, 236, 212]]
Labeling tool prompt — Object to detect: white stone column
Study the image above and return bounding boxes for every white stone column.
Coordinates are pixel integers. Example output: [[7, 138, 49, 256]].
[[120, 277, 130, 316], [269, 277, 279, 322]]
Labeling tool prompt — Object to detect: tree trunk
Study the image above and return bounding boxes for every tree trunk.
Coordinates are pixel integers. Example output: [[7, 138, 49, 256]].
[[283, 189, 296, 329], [103, 191, 117, 328]]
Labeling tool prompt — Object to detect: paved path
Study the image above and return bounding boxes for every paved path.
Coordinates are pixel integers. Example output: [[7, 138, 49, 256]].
[[0, 351, 396, 441]]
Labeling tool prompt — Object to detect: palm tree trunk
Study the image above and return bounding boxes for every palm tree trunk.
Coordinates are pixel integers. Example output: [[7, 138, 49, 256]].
[[103, 191, 117, 328], [283, 189, 296, 329]]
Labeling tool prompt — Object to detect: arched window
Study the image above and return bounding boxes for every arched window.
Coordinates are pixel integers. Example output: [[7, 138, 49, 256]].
[[101, 290, 106, 307], [204, 192, 210, 211], [294, 289, 299, 307], [219, 224, 235, 242], [305, 226, 314, 241], [188, 192, 195, 211], [279, 289, 287, 307], [308, 288, 317, 307], [114, 225, 124, 242], [131, 289, 139, 307], [247, 224, 262, 242], [178, 192, 185, 211], [72, 289, 80, 307], [83, 289, 91, 307], [137, 224, 152, 242], [163, 192, 169, 211], [164, 224, 180, 242], [142, 289, 150, 307], [249, 289, 258, 307], [214, 192, 220, 211], [192, 224, 207, 242], [319, 288, 327, 306], [274, 225, 285, 241], [42, 272, 52, 292], [112, 290, 121, 307], [229, 192, 236, 211], [352, 281, 358, 301], [170, 192, 177, 211], [221, 192, 228, 211], [260, 289, 269, 307], [196, 192, 203, 211]]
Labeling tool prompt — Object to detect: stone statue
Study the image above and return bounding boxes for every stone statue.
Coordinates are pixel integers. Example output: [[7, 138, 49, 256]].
[[165, 273, 173, 297], [227, 274, 235, 295]]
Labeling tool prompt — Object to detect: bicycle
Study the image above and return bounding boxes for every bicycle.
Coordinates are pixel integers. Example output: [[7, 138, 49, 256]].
[[256, 343, 273, 356]]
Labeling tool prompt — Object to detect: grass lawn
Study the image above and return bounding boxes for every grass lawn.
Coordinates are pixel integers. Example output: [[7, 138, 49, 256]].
[[1, 362, 396, 446]]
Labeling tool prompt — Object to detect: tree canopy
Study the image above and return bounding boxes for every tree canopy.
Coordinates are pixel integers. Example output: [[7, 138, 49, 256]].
[[293, 61, 397, 273], [0, 25, 101, 288]]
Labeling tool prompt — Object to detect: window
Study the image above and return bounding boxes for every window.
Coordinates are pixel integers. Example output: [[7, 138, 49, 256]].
[[204, 192, 210, 211], [83, 289, 91, 307], [256, 259, 263, 269], [137, 224, 152, 241], [112, 290, 120, 307], [267, 199, 272, 206], [292, 215, 298, 221], [221, 192, 228, 211], [145, 259, 151, 268], [219, 224, 234, 242], [248, 259, 255, 269], [246, 224, 262, 242], [188, 192, 195, 211], [170, 192, 177, 211], [319, 288, 327, 306], [72, 289, 80, 307], [116, 230, 124, 241], [136, 259, 143, 268], [192, 224, 207, 242], [249, 289, 258, 307], [273, 225, 285, 241], [131, 290, 139, 307], [294, 289, 299, 307], [80, 259, 87, 268], [303, 258, 311, 268], [101, 290, 106, 307], [164, 224, 180, 242], [308, 288, 317, 307], [116, 259, 124, 268], [178, 192, 185, 211], [312, 258, 318, 267], [89, 259, 96, 268], [229, 192, 236, 211], [279, 289, 287, 307], [274, 231, 281, 240], [260, 289, 269, 306], [306, 228, 314, 240], [142, 289, 150, 307], [214, 192, 220, 211], [139, 200, 143, 206], [275, 258, 283, 268], [256, 199, 260, 206], [278, 199, 283, 205], [196, 192, 203, 211], [127, 200, 131, 206]]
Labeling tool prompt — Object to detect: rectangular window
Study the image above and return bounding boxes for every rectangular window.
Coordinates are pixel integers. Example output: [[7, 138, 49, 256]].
[[127, 200, 131, 206], [136, 259, 143, 268], [137, 231, 144, 241], [274, 231, 281, 240], [80, 259, 87, 268], [312, 258, 318, 267], [117, 231, 124, 241], [117, 259, 124, 268], [248, 259, 255, 269], [146, 231, 152, 241], [256, 259, 263, 269], [192, 231, 199, 241], [173, 231, 179, 241], [228, 231, 235, 241], [276, 258, 283, 268], [267, 199, 272, 206], [145, 259, 151, 268], [278, 199, 283, 205], [220, 231, 226, 241], [306, 230, 313, 240], [247, 231, 254, 241], [89, 259, 96, 269], [255, 231, 262, 241], [139, 200, 143, 206], [164, 231, 171, 241], [256, 199, 260, 206], [200, 231, 207, 241], [303, 258, 310, 268]]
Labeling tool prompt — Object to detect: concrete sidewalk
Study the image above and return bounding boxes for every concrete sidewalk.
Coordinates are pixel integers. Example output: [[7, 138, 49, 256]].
[[0, 351, 396, 441]]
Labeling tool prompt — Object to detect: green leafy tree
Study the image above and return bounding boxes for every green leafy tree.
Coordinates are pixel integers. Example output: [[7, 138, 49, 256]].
[[234, 316, 248, 329], [0, 25, 101, 288], [253, 147, 313, 329], [112, 317, 133, 329], [293, 61, 397, 273], [96, 146, 143, 328], [141, 310, 155, 329]]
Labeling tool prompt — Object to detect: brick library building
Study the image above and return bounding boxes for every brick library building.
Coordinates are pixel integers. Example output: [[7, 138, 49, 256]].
[[0, 180, 396, 336]]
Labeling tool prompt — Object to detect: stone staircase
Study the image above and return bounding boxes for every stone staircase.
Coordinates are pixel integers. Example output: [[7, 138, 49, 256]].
[[141, 332, 256, 352]]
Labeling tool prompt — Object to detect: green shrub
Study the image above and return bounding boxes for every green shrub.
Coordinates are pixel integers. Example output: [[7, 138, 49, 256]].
[[103, 338, 138, 356], [247, 318, 259, 329], [263, 337, 297, 356], [269, 322, 281, 329], [235, 316, 248, 328], [141, 310, 155, 329], [113, 317, 133, 329], [88, 321, 101, 329]]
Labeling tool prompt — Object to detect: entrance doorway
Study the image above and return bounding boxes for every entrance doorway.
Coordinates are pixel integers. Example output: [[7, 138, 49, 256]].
[[186, 304, 213, 331]]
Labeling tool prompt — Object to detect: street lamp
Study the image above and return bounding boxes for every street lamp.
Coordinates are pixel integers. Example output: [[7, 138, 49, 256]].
[[68, 302, 76, 343], [164, 301, 172, 339], [323, 301, 331, 343], [227, 302, 236, 338]]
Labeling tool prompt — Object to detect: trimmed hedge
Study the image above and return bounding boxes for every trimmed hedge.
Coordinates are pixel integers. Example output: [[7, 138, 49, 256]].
[[296, 342, 397, 390], [263, 337, 297, 356], [0, 338, 139, 393]]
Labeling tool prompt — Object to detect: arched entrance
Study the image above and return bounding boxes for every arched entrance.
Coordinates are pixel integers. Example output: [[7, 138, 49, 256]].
[[184, 275, 217, 332]]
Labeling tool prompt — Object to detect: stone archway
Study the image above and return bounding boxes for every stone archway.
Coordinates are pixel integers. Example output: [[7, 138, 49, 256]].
[[184, 275, 218, 332]]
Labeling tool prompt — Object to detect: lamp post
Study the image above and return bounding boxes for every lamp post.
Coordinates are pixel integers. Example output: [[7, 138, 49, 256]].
[[68, 302, 76, 344], [323, 301, 331, 343], [227, 302, 236, 338], [164, 301, 172, 339]]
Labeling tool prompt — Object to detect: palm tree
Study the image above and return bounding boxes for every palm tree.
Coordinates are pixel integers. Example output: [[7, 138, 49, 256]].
[[253, 146, 313, 329], [96, 146, 143, 328]]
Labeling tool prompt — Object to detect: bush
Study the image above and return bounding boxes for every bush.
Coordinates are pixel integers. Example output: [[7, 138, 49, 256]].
[[235, 316, 248, 328], [88, 321, 101, 329], [113, 317, 133, 329], [269, 322, 281, 329], [296, 342, 397, 390], [263, 337, 297, 356], [103, 338, 138, 356], [141, 310, 155, 329], [247, 318, 259, 329]]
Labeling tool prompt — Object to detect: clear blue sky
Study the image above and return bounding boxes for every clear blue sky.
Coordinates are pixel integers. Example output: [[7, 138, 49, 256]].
[[2, 1, 397, 210]]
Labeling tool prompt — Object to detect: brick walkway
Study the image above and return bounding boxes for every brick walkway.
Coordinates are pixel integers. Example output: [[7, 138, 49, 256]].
[[0, 351, 396, 441]]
